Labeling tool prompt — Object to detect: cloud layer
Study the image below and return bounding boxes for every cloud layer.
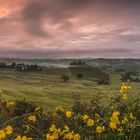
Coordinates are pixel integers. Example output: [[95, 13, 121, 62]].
[[0, 0, 140, 58]]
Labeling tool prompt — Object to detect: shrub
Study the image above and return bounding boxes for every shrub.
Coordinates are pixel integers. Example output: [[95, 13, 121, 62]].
[[70, 60, 87, 66], [121, 72, 140, 82], [69, 66, 103, 79], [61, 75, 70, 82], [97, 73, 110, 85], [76, 73, 84, 79], [121, 72, 133, 82], [13, 100, 37, 116]]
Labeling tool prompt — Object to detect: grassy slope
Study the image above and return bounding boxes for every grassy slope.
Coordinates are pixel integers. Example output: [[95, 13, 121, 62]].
[[0, 67, 140, 111]]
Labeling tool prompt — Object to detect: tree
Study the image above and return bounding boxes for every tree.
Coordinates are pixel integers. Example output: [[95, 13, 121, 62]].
[[121, 72, 133, 82], [11, 62, 16, 68], [70, 60, 87, 66], [61, 75, 70, 82], [121, 72, 140, 82], [97, 73, 110, 85], [77, 73, 84, 79]]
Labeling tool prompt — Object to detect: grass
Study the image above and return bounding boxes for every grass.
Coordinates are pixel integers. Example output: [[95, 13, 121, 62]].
[[0, 67, 140, 111]]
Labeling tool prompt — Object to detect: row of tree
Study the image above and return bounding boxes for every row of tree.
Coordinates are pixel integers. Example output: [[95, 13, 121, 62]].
[[0, 62, 42, 71], [61, 72, 110, 85], [69, 60, 87, 66], [121, 72, 140, 82]]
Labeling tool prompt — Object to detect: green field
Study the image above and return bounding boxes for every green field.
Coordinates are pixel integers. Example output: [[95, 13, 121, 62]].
[[0, 64, 140, 111]]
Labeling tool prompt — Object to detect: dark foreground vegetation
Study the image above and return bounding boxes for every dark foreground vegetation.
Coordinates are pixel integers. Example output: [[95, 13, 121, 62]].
[[0, 83, 139, 140]]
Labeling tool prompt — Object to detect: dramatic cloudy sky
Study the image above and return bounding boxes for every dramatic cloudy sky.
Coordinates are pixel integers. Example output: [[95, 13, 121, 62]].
[[0, 0, 140, 58]]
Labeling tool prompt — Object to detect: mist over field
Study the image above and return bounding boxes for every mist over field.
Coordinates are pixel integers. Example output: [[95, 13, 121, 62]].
[[0, 58, 140, 68]]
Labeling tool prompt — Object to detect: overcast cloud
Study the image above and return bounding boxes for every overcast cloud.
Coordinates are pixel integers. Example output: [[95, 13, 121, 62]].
[[0, 0, 140, 58]]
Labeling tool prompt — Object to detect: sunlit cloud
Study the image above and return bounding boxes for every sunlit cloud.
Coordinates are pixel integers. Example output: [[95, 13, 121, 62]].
[[0, 8, 11, 19]]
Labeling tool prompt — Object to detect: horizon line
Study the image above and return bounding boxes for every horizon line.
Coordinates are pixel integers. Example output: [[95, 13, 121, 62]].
[[0, 57, 140, 60]]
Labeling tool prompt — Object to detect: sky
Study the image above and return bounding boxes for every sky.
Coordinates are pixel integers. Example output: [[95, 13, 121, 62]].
[[0, 0, 140, 59]]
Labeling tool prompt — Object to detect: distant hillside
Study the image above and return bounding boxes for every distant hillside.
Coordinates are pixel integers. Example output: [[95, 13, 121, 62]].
[[0, 58, 140, 68]]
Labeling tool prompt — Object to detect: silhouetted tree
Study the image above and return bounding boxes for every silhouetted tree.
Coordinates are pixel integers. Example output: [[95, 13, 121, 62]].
[[61, 75, 70, 82], [70, 60, 87, 66], [11, 62, 16, 68], [97, 73, 110, 85], [121, 71, 140, 82], [121, 72, 133, 82], [0, 63, 7, 68], [77, 73, 84, 79], [134, 78, 140, 82]]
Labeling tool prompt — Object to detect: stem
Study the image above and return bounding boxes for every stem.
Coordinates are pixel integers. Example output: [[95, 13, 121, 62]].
[[0, 113, 33, 128]]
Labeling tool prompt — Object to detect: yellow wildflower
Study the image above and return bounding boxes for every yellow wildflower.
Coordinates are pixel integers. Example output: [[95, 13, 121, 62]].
[[64, 132, 73, 140], [57, 128, 61, 134], [46, 134, 55, 140], [64, 126, 69, 132], [82, 115, 89, 121], [122, 85, 128, 90], [122, 117, 128, 125], [130, 113, 136, 120], [110, 116, 120, 124], [96, 126, 105, 133], [120, 89, 123, 94], [96, 126, 102, 133], [109, 122, 117, 130], [15, 135, 22, 140], [55, 106, 64, 112], [112, 111, 120, 116], [22, 136, 27, 140], [117, 127, 123, 133], [122, 94, 128, 100], [22, 136, 32, 140], [49, 124, 56, 132], [61, 126, 69, 135], [15, 135, 32, 140], [73, 134, 80, 140], [28, 115, 36, 123], [5, 125, 13, 135], [102, 126, 105, 131], [52, 131, 59, 139], [120, 83, 131, 97], [66, 111, 72, 118], [95, 114, 100, 118], [0, 130, 5, 139], [87, 119, 94, 127], [6, 101, 15, 108]]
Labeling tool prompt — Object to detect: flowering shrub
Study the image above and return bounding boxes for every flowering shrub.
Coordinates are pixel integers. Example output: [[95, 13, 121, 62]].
[[0, 83, 139, 140]]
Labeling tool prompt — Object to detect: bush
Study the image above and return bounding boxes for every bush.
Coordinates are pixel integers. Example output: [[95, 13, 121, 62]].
[[76, 73, 84, 79], [70, 60, 87, 66], [69, 66, 103, 79], [61, 75, 70, 82], [121, 72, 140, 82], [134, 78, 140, 82], [13, 100, 37, 116], [97, 73, 110, 85], [121, 72, 133, 82]]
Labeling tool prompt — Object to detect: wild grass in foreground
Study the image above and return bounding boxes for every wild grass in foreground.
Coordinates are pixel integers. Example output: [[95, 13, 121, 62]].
[[0, 83, 139, 140]]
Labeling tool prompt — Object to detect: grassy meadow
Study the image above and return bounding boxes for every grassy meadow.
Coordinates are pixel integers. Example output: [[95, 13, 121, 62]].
[[0, 63, 140, 111]]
